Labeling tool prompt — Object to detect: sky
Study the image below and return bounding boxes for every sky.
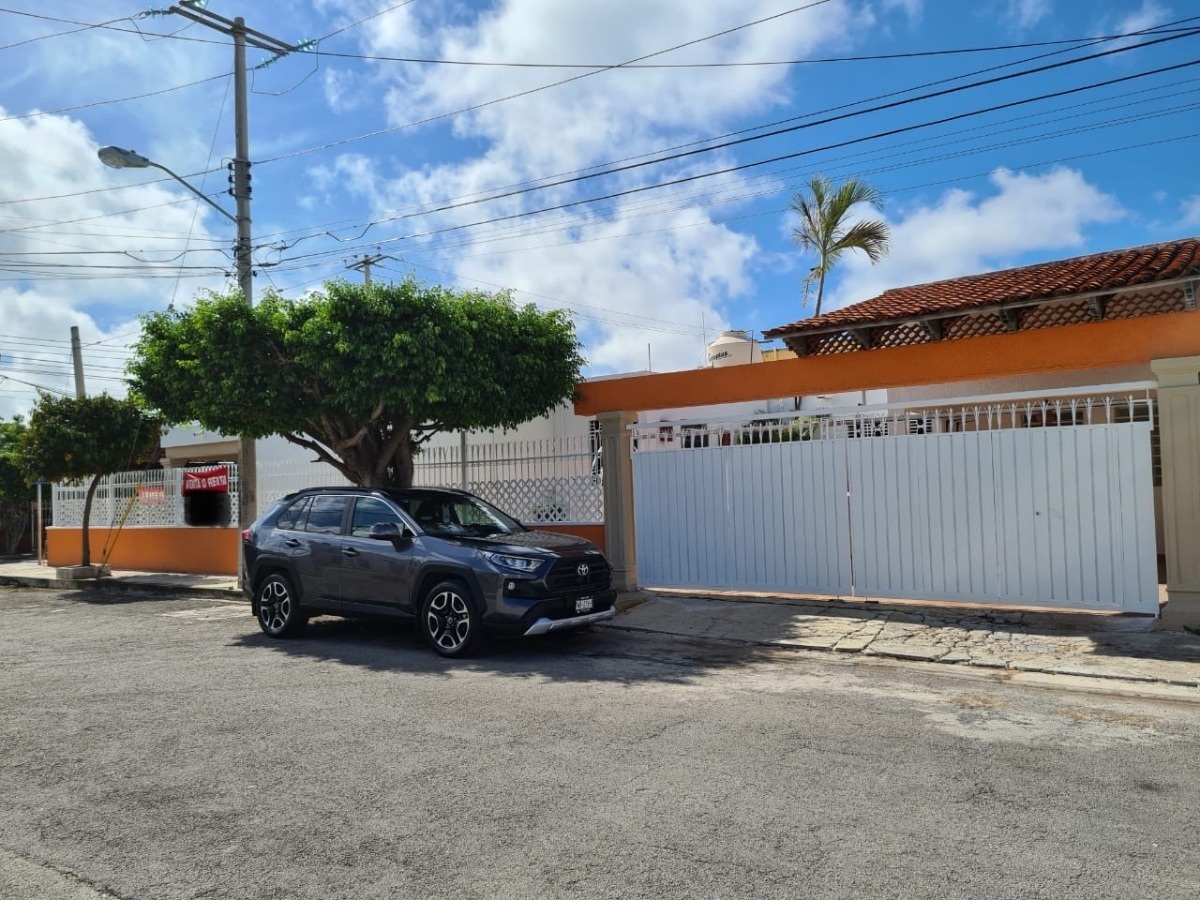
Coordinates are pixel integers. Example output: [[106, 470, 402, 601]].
[[1, 0, 1198, 420]]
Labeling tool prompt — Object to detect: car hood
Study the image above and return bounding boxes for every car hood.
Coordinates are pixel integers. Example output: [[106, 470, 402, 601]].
[[466, 529, 601, 555]]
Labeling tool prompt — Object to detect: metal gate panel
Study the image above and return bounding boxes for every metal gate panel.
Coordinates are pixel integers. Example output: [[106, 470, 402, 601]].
[[632, 439, 852, 595], [848, 423, 1158, 613]]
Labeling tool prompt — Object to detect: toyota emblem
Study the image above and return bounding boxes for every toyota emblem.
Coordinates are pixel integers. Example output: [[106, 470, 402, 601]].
[[577, 563, 590, 577]]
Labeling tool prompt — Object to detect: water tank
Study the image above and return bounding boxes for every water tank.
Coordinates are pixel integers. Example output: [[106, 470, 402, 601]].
[[706, 330, 763, 367]]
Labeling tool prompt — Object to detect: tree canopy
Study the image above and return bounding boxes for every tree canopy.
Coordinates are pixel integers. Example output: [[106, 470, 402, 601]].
[[0, 417, 33, 555], [20, 394, 161, 566], [790, 175, 891, 317], [128, 277, 585, 488]]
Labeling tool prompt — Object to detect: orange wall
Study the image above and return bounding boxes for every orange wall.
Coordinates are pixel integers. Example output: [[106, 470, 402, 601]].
[[575, 311, 1200, 414], [48, 527, 238, 575], [47, 524, 605, 573], [533, 524, 605, 552]]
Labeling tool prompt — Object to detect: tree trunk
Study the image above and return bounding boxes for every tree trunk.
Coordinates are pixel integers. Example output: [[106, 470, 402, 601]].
[[80, 473, 101, 567], [0, 500, 27, 555], [814, 270, 826, 318]]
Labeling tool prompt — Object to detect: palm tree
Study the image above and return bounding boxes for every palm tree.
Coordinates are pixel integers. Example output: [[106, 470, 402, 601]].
[[789, 175, 891, 317]]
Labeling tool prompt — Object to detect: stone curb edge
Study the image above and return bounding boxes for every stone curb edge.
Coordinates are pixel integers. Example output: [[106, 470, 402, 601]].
[[604, 622, 1200, 690], [0, 574, 243, 601]]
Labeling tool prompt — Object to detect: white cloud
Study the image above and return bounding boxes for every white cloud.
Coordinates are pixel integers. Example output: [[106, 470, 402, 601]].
[[823, 167, 1124, 310], [1004, 0, 1053, 28], [311, 0, 881, 372], [0, 108, 227, 419], [1179, 195, 1200, 229], [1115, 0, 1169, 35]]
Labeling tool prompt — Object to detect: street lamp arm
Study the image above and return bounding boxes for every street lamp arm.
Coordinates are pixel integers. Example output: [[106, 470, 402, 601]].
[[98, 145, 237, 224], [146, 160, 237, 224]]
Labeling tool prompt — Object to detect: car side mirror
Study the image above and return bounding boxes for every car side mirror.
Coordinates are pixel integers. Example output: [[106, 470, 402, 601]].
[[369, 522, 410, 542]]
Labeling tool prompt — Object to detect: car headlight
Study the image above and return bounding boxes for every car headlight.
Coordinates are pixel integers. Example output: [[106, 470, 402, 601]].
[[482, 551, 544, 574]]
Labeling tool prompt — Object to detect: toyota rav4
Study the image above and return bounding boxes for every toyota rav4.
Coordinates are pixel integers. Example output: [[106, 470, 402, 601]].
[[241, 486, 616, 657]]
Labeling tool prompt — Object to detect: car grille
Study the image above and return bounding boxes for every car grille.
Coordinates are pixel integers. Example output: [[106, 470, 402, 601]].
[[546, 557, 611, 593]]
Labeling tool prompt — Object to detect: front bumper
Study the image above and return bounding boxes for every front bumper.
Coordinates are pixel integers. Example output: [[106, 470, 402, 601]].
[[523, 606, 616, 636]]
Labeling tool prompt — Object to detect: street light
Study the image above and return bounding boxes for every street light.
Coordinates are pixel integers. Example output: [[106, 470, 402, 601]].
[[97, 143, 257, 585], [98, 146, 235, 223]]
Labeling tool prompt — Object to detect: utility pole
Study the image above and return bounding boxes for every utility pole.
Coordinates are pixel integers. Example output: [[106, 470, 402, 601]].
[[163, 4, 299, 564], [69, 326, 86, 398], [347, 253, 387, 286]]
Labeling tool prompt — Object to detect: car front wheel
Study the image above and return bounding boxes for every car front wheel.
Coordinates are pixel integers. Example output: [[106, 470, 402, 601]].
[[420, 580, 481, 658], [256, 572, 306, 638]]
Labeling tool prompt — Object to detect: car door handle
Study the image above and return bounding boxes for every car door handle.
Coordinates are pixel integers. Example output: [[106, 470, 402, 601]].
[[284, 538, 301, 548], [342, 547, 359, 558]]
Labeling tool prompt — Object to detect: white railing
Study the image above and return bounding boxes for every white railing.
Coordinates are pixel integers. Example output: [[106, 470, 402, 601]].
[[416, 435, 602, 524], [52, 465, 240, 530], [54, 436, 604, 528], [257, 458, 351, 508], [631, 385, 1157, 452]]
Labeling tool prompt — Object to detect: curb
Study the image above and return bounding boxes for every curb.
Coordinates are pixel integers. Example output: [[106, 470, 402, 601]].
[[0, 574, 243, 602], [603, 620, 1200, 691]]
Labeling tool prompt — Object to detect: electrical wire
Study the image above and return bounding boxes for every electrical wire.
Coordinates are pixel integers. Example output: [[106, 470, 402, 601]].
[[0, 73, 231, 124], [268, 52, 1200, 268], [248, 15, 1199, 250], [256, 0, 837, 164]]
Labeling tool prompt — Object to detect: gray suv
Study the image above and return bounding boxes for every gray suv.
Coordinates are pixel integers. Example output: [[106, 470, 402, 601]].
[[241, 487, 616, 657]]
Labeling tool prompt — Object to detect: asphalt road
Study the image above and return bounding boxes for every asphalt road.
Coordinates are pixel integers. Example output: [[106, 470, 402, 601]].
[[1, 586, 1197, 900]]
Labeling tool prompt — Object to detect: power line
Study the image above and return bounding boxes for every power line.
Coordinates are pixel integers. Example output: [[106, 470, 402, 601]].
[[271, 51, 1200, 267], [256, 0, 837, 164], [316, 0, 417, 42], [308, 25, 1200, 69], [0, 166, 224, 208], [0, 73, 230, 124], [294, 26, 1200, 248], [248, 15, 1199, 250]]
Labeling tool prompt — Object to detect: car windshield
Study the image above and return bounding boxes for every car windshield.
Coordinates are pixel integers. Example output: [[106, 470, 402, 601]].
[[394, 493, 524, 537]]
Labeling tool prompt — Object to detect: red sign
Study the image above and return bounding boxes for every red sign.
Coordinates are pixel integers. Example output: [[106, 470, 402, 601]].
[[137, 484, 166, 505], [182, 466, 230, 494]]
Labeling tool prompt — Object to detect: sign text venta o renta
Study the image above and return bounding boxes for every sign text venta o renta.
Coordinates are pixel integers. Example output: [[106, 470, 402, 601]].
[[182, 465, 230, 494]]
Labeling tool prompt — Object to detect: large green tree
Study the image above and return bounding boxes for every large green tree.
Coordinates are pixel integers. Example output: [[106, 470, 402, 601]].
[[0, 417, 34, 555], [128, 277, 584, 489], [20, 395, 161, 567], [790, 174, 892, 317]]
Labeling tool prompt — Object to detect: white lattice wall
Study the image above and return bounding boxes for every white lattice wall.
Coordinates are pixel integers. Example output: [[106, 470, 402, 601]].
[[52, 466, 240, 529], [414, 436, 603, 524], [53, 438, 603, 527]]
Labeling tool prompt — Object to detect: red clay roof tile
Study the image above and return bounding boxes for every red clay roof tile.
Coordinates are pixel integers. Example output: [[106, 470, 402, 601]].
[[763, 238, 1200, 338]]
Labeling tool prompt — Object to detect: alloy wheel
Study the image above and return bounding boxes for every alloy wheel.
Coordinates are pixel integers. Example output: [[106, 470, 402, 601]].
[[426, 589, 471, 652]]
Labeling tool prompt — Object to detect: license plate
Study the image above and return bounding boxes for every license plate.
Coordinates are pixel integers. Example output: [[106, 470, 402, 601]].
[[575, 597, 594, 614]]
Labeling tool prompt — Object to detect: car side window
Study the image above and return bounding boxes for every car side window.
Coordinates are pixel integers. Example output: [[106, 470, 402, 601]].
[[301, 496, 349, 535], [350, 497, 406, 537], [275, 497, 310, 531]]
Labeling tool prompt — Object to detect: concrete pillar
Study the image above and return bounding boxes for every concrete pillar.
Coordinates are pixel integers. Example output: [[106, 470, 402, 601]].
[[598, 410, 638, 592], [1151, 356, 1200, 629]]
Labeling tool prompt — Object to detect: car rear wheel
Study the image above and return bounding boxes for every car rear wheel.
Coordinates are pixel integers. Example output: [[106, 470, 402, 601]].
[[420, 580, 481, 658], [256, 572, 306, 638]]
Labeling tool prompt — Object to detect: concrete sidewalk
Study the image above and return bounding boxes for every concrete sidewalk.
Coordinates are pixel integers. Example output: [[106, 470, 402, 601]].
[[610, 591, 1200, 689], [0, 558, 240, 599], [3, 557, 1197, 689]]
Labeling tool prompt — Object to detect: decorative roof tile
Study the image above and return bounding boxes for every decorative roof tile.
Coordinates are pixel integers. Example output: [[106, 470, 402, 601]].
[[763, 238, 1200, 339]]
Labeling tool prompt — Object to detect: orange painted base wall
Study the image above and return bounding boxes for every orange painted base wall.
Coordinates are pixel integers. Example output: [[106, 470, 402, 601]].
[[532, 524, 605, 552], [47, 527, 239, 576], [46, 523, 604, 575]]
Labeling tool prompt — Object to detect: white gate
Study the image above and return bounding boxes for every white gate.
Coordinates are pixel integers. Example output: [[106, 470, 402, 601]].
[[633, 437, 852, 595], [631, 387, 1159, 614]]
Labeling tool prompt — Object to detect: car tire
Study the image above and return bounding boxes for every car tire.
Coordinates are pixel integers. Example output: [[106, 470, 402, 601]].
[[419, 579, 481, 658], [255, 572, 307, 638]]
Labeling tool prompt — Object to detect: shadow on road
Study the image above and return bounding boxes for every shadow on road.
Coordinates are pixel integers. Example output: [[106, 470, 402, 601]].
[[228, 614, 790, 685]]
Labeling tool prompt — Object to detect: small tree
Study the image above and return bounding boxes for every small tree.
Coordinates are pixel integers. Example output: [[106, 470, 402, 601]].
[[0, 418, 34, 555], [128, 277, 584, 488], [790, 174, 891, 317], [20, 395, 161, 567]]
